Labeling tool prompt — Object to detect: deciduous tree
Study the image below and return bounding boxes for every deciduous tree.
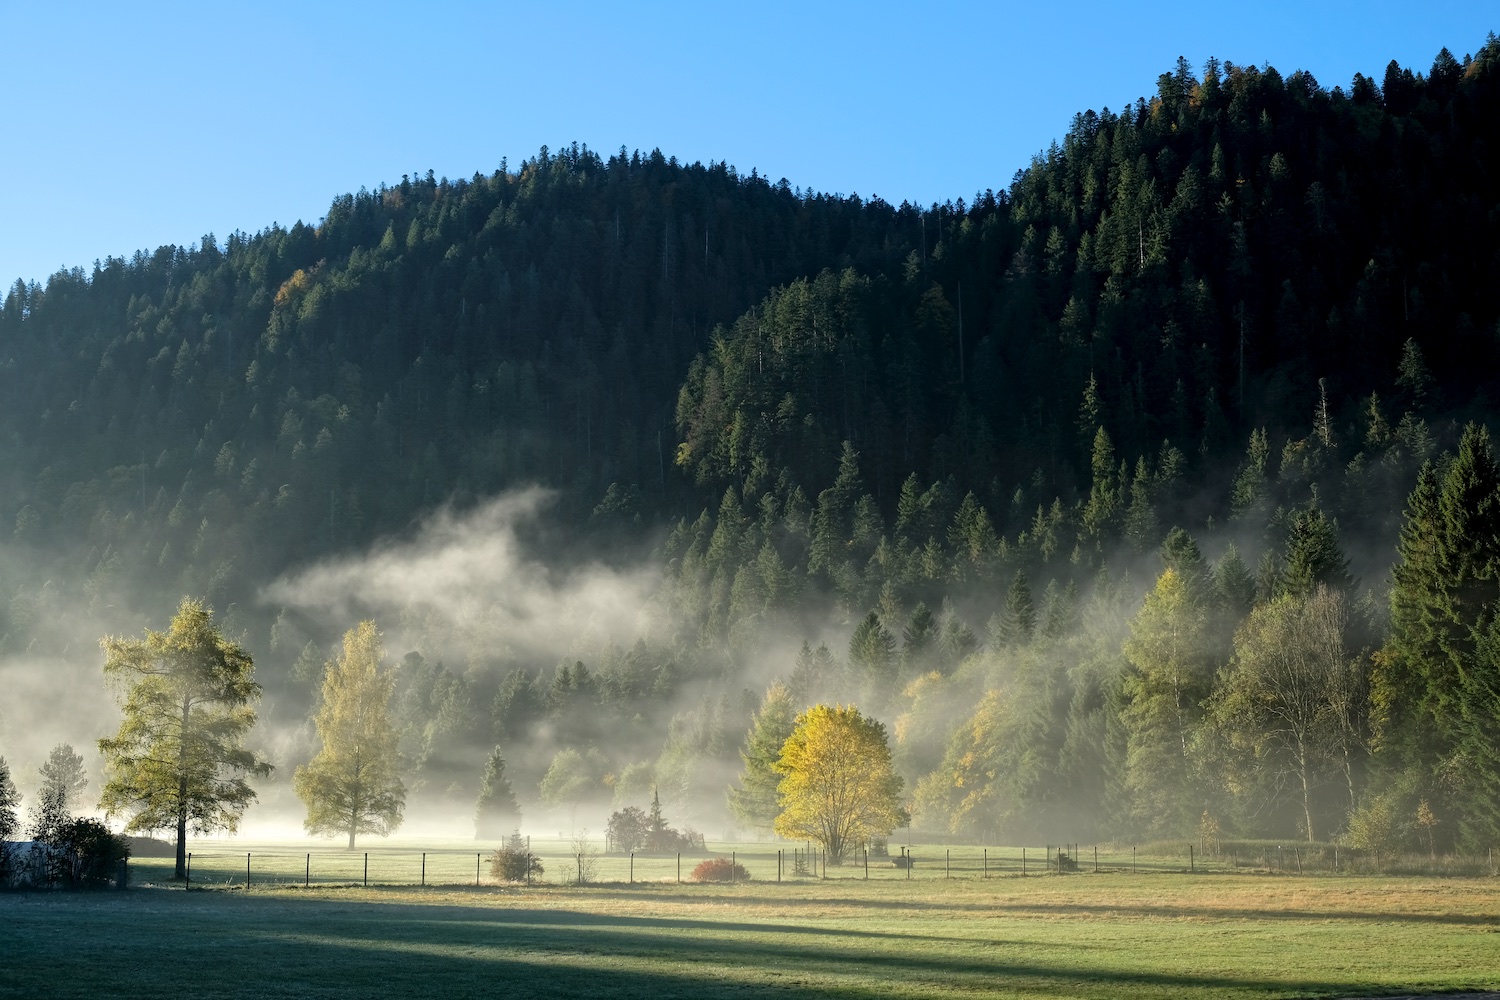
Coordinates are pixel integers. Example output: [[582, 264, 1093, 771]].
[[773, 704, 904, 862], [294, 621, 405, 848], [98, 598, 271, 878]]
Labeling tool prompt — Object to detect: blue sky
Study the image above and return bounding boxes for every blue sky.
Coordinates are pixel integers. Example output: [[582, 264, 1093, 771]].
[[2, 1, 1493, 288]]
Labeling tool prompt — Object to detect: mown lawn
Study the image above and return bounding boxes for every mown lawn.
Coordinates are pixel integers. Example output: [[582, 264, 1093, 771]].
[[2, 873, 1497, 999]]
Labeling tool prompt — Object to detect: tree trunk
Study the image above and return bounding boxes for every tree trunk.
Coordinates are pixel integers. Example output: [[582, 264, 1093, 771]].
[[175, 802, 188, 880], [1298, 742, 1315, 843], [174, 694, 192, 879]]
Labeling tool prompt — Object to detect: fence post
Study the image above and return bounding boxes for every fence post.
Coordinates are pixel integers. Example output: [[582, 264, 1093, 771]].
[[778, 849, 782, 883], [526, 853, 532, 887], [946, 849, 950, 879], [1190, 844, 1194, 873], [732, 851, 736, 885], [477, 853, 481, 886], [984, 848, 988, 879], [630, 852, 634, 885], [577, 854, 582, 886], [1094, 846, 1098, 873], [422, 852, 426, 887], [1022, 847, 1025, 876], [246, 852, 251, 890], [677, 852, 681, 883], [865, 849, 868, 880], [305, 853, 310, 888], [1133, 846, 1137, 874], [186, 852, 191, 890], [364, 852, 368, 888]]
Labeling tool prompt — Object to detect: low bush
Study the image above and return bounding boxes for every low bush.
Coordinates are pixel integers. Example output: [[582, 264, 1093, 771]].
[[489, 847, 544, 882], [689, 857, 749, 883]]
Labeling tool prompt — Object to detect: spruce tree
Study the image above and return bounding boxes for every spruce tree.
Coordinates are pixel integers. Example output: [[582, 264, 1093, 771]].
[[727, 682, 796, 831], [474, 747, 520, 840], [0, 756, 20, 842], [848, 612, 897, 694], [1212, 544, 1257, 621], [1281, 500, 1353, 597], [37, 744, 88, 815], [901, 603, 938, 672], [990, 571, 1037, 648]]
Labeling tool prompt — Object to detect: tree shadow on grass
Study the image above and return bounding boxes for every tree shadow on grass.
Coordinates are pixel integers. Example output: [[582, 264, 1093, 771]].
[[0, 890, 1439, 1000], [606, 889, 1499, 928]]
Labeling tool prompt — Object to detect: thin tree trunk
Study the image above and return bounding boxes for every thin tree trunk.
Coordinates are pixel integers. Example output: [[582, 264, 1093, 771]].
[[1298, 743, 1315, 843], [175, 694, 192, 879]]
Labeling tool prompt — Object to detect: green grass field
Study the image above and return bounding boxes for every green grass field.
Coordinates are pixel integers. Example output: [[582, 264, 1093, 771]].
[[4, 841, 1497, 999]]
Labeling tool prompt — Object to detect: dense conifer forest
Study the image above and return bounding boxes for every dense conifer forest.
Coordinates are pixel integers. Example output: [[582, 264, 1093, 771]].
[[3, 36, 1500, 851]]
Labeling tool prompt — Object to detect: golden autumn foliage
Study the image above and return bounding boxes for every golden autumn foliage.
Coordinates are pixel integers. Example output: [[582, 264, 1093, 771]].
[[294, 621, 405, 848], [773, 704, 904, 862]]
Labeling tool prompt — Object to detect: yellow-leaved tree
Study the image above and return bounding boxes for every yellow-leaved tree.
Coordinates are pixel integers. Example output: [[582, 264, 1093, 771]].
[[294, 621, 405, 848], [1120, 566, 1215, 836], [773, 704, 905, 862], [98, 598, 272, 880]]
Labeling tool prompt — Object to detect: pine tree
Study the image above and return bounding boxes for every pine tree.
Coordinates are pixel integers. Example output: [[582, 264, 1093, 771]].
[[474, 746, 520, 840], [37, 744, 88, 815], [0, 756, 18, 842], [1281, 499, 1353, 597], [989, 571, 1037, 648], [901, 603, 938, 672], [848, 612, 897, 696], [1377, 425, 1500, 845], [727, 682, 797, 831], [1123, 456, 1160, 553], [1457, 615, 1500, 847], [1396, 338, 1435, 413], [1083, 427, 1122, 540], [894, 472, 926, 543]]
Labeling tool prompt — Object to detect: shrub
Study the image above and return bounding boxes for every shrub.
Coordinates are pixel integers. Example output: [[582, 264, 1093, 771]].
[[689, 857, 750, 883], [489, 847, 543, 882], [1346, 793, 1409, 856], [47, 819, 131, 888]]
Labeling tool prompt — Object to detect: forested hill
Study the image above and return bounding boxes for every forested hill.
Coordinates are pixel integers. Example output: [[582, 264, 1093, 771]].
[[4, 38, 1500, 847]]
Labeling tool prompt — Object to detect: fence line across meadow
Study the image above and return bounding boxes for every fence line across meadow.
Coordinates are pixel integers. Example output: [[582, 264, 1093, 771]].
[[123, 840, 1492, 889]]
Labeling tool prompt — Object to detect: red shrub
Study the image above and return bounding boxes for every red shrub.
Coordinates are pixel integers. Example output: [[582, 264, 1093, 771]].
[[689, 857, 750, 883]]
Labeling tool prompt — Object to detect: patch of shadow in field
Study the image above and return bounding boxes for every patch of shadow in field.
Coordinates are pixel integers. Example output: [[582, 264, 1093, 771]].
[[0, 891, 1470, 1000], [222, 894, 1384, 998], [617, 890, 1499, 928]]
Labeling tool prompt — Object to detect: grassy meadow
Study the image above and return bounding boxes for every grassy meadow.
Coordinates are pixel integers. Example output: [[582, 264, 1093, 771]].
[[3, 841, 1498, 999]]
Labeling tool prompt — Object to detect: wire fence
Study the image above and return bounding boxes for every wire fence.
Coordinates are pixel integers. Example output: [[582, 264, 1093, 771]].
[[123, 840, 1499, 889]]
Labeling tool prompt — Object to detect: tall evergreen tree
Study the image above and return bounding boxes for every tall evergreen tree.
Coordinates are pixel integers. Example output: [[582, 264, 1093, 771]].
[[727, 682, 797, 832], [0, 756, 18, 843], [989, 571, 1038, 649], [474, 746, 520, 840], [1281, 500, 1354, 597]]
